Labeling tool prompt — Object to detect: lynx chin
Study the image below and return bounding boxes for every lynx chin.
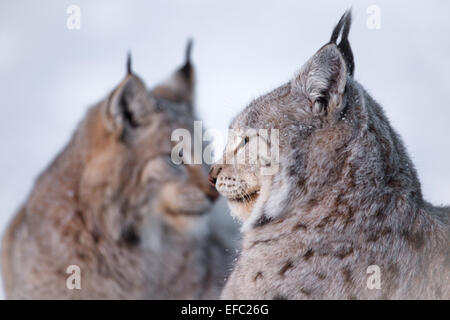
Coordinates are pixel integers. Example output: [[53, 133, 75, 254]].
[[209, 10, 450, 299]]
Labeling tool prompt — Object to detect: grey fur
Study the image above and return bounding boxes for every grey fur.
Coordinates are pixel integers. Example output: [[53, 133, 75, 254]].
[[218, 11, 450, 299]]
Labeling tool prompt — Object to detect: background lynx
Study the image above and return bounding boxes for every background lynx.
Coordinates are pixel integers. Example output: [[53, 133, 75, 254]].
[[1, 43, 237, 299], [209, 11, 450, 299]]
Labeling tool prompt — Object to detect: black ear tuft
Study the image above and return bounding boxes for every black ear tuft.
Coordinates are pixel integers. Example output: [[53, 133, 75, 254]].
[[330, 10, 354, 77], [126, 51, 132, 75], [179, 38, 194, 78], [152, 39, 195, 106], [185, 38, 193, 64], [330, 10, 349, 43]]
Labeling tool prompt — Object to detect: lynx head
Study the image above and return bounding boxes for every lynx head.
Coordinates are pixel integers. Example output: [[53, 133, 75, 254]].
[[77, 41, 218, 243], [209, 11, 418, 231]]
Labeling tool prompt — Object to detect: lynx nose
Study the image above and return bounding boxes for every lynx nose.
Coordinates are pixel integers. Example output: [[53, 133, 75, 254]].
[[208, 165, 222, 186]]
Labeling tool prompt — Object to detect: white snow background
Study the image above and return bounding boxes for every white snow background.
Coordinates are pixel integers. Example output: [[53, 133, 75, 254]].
[[1, 0, 449, 299]]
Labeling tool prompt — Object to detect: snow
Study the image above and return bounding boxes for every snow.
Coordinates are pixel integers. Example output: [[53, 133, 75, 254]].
[[1, 0, 450, 299]]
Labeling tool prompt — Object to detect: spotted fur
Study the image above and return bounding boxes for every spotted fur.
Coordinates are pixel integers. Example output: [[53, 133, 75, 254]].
[[214, 11, 450, 299]]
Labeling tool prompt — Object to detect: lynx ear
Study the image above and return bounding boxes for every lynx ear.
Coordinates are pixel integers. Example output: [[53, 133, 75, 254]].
[[104, 72, 155, 137], [152, 39, 195, 106], [293, 44, 347, 117]]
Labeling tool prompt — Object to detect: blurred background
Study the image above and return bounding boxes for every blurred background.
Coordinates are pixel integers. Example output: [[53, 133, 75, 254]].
[[1, 0, 449, 298]]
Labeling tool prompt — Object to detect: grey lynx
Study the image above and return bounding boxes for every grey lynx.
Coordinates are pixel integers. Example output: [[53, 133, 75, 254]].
[[209, 11, 450, 299], [2, 42, 235, 299]]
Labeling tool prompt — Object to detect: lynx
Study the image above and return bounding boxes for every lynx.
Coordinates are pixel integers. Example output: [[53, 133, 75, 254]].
[[209, 11, 450, 299], [1, 42, 236, 299]]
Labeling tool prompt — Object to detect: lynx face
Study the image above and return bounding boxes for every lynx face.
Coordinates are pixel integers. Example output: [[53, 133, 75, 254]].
[[210, 24, 354, 229], [78, 51, 218, 241], [209, 134, 263, 220], [209, 52, 348, 227]]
